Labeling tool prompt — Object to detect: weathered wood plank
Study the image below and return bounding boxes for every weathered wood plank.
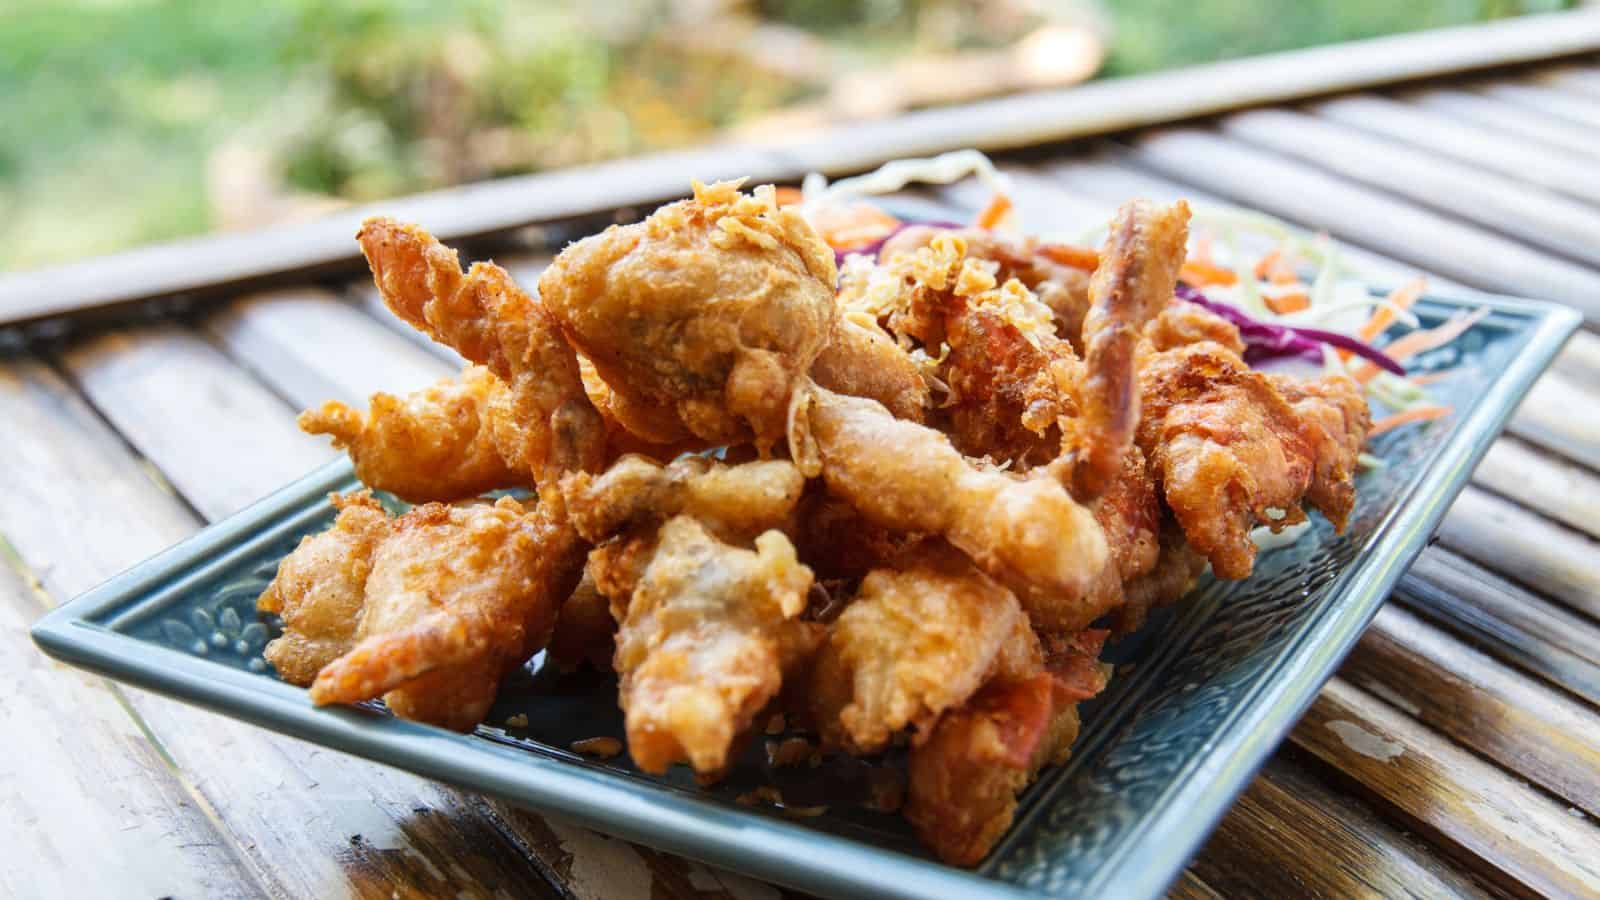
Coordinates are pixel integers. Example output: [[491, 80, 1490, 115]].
[[1502, 368, 1600, 473], [1291, 678, 1600, 898], [203, 288, 455, 408], [1342, 605, 1600, 818], [1478, 79, 1600, 130], [57, 325, 333, 520], [7, 14, 1600, 330], [1438, 486, 1600, 622], [1472, 437, 1600, 542], [1126, 128, 1600, 319], [1401, 86, 1600, 160], [1190, 756, 1497, 899], [1398, 546, 1600, 708], [0, 357, 563, 899], [1530, 63, 1600, 99], [777, 12, 1600, 174], [1166, 870, 1224, 900], [0, 561, 256, 899], [1552, 329, 1600, 386], [1310, 94, 1600, 206], [1217, 107, 1600, 270], [0, 145, 792, 329]]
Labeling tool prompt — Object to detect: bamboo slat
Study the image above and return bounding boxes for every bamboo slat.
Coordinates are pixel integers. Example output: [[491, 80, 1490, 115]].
[[1343, 606, 1600, 818], [1438, 487, 1600, 621], [0, 358, 564, 899], [1402, 86, 1600, 159], [1309, 94, 1600, 205], [1290, 678, 1600, 898], [0, 563, 253, 899], [1128, 128, 1600, 320]]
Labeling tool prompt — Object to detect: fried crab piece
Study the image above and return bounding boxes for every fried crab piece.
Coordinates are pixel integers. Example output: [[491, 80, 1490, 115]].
[[795, 384, 1111, 632], [358, 217, 606, 499], [1069, 199, 1191, 500], [563, 453, 806, 545], [1145, 299, 1246, 355], [1137, 342, 1371, 579], [806, 543, 1034, 754], [258, 491, 392, 685], [904, 629, 1110, 867], [808, 315, 931, 423], [538, 180, 838, 449], [307, 495, 585, 731], [612, 516, 823, 775], [299, 365, 527, 503], [880, 225, 1096, 346]]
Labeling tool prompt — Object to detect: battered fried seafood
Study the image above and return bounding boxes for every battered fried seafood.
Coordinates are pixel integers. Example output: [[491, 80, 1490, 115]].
[[797, 384, 1112, 632], [259, 492, 392, 684], [265, 174, 1380, 869], [1138, 342, 1370, 579], [358, 218, 606, 499], [308, 496, 585, 731], [299, 366, 526, 503], [880, 225, 1095, 346], [905, 629, 1109, 866], [611, 516, 822, 774], [807, 544, 1031, 754], [1070, 200, 1191, 500], [538, 180, 838, 448]]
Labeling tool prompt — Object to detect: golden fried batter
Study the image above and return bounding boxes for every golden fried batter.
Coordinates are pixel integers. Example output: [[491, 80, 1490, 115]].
[[797, 384, 1111, 632], [808, 316, 930, 423], [904, 629, 1108, 866], [1071, 200, 1191, 500], [539, 180, 837, 449], [308, 495, 585, 731], [1145, 301, 1246, 355], [299, 366, 527, 503], [807, 544, 1030, 754], [1138, 342, 1370, 579], [259, 492, 392, 685], [615, 516, 822, 774], [358, 218, 606, 499], [881, 225, 1095, 346], [563, 454, 805, 545]]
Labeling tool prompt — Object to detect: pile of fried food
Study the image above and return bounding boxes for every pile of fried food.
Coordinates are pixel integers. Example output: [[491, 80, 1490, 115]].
[[258, 179, 1370, 865]]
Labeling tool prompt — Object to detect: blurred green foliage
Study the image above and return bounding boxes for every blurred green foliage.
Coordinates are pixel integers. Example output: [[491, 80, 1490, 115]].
[[0, 0, 1572, 270]]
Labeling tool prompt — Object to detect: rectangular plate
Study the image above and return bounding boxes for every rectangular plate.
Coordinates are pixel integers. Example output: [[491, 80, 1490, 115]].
[[33, 291, 1579, 899]]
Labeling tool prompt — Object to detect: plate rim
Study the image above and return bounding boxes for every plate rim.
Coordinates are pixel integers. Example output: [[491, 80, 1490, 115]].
[[31, 288, 1582, 900]]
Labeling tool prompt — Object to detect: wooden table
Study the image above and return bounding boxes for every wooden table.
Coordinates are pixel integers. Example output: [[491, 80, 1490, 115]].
[[5, 13, 1600, 899]]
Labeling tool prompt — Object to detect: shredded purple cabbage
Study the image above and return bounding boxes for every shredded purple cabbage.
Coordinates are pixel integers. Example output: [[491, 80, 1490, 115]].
[[833, 220, 964, 267], [1175, 284, 1404, 375]]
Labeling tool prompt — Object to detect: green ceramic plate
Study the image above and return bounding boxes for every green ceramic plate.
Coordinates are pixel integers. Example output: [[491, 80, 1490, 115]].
[[33, 291, 1579, 899]]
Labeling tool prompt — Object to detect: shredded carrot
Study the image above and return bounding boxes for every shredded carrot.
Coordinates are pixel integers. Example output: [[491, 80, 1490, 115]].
[[1264, 291, 1310, 314], [812, 203, 900, 251], [1191, 234, 1215, 265], [1039, 243, 1100, 271], [974, 193, 1014, 230], [774, 186, 805, 207], [1253, 249, 1299, 285], [1369, 405, 1451, 436], [1179, 259, 1238, 287], [1352, 308, 1488, 383], [1357, 278, 1425, 344]]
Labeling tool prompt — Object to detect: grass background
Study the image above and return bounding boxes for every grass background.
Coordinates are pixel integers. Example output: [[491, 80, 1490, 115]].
[[0, 0, 1571, 270]]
